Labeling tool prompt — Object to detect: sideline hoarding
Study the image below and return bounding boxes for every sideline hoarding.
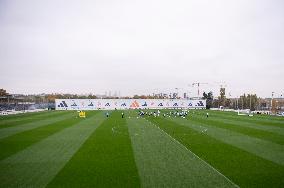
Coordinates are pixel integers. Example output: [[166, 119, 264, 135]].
[[55, 99, 206, 110]]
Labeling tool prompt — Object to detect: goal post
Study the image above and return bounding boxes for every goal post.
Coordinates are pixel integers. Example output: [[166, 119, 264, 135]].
[[237, 109, 253, 116]]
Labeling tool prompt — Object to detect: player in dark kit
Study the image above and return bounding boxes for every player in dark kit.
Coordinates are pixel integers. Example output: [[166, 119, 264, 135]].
[[121, 112, 124, 118]]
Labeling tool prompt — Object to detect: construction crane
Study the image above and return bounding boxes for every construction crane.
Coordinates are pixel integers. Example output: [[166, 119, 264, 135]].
[[190, 83, 208, 98]]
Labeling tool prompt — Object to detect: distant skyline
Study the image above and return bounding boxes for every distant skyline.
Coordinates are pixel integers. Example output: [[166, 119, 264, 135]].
[[0, 0, 283, 98]]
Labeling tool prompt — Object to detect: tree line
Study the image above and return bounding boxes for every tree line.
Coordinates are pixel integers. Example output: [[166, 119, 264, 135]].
[[202, 89, 259, 110]]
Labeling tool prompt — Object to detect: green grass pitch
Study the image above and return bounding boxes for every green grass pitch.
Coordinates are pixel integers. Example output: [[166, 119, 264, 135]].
[[0, 109, 284, 187]]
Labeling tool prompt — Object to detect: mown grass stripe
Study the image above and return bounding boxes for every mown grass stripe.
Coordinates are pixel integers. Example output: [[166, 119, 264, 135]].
[[200, 110, 284, 127], [0, 110, 49, 120], [47, 111, 140, 188], [127, 116, 237, 188], [164, 109, 284, 135], [0, 112, 74, 139], [147, 116, 284, 187], [203, 114, 284, 136], [187, 115, 284, 145], [0, 111, 94, 161], [170, 117, 284, 166], [0, 111, 104, 188], [0, 111, 69, 129]]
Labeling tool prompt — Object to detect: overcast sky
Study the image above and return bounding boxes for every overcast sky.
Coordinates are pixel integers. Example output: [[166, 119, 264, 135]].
[[0, 0, 283, 97]]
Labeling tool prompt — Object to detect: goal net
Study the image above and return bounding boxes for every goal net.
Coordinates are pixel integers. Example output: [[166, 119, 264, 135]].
[[237, 109, 253, 116]]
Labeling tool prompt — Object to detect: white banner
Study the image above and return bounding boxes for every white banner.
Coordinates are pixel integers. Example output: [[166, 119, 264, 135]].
[[55, 99, 206, 110]]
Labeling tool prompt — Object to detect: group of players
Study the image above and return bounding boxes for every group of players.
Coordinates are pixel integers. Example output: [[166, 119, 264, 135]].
[[137, 109, 189, 118], [84, 110, 209, 119]]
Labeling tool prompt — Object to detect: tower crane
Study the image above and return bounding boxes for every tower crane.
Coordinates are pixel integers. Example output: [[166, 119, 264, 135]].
[[190, 83, 208, 98]]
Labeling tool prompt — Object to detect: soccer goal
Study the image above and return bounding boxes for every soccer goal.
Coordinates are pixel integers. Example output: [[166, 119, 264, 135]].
[[237, 109, 253, 116]]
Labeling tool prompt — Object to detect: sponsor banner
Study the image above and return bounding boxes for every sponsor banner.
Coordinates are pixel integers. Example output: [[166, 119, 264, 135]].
[[55, 99, 206, 110]]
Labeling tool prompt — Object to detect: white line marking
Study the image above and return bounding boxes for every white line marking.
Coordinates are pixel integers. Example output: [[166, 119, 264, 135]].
[[144, 118, 240, 188]]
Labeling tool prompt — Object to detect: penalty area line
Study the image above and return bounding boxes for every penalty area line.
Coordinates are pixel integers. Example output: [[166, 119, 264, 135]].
[[144, 118, 240, 188]]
